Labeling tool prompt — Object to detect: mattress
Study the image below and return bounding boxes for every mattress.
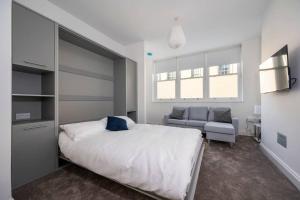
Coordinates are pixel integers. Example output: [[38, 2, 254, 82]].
[[59, 124, 203, 200]]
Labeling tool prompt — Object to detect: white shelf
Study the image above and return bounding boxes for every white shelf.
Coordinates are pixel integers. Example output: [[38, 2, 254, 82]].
[[12, 119, 54, 126]]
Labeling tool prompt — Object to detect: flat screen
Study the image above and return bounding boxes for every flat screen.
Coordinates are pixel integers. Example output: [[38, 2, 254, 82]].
[[259, 45, 290, 93]]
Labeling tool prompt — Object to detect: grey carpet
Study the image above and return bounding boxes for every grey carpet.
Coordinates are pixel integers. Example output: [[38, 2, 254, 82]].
[[13, 136, 300, 200]]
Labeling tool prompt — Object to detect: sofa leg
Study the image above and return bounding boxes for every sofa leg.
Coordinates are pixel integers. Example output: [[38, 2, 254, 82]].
[[207, 139, 211, 145], [229, 143, 234, 148]]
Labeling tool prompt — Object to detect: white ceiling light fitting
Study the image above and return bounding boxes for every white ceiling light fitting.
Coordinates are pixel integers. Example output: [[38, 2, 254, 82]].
[[168, 17, 186, 49]]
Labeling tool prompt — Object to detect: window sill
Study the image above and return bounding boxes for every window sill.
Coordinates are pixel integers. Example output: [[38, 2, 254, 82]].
[[152, 98, 244, 103]]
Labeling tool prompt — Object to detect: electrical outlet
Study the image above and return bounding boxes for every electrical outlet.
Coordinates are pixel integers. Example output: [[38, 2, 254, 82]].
[[16, 113, 31, 120], [277, 132, 287, 148]]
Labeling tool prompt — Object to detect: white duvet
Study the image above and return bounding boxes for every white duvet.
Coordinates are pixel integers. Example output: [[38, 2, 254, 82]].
[[59, 124, 202, 200]]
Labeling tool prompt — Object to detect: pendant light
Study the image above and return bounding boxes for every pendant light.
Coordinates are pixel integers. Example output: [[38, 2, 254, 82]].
[[168, 17, 186, 49]]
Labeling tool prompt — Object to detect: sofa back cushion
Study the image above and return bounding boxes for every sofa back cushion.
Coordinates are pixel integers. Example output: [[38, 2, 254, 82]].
[[214, 109, 232, 123], [188, 107, 208, 121], [170, 108, 185, 120], [208, 107, 231, 122], [170, 107, 189, 120]]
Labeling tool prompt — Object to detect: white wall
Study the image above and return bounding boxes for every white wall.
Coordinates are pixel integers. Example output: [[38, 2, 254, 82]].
[[147, 35, 258, 61], [145, 37, 261, 135], [0, 0, 12, 199], [261, 0, 300, 189]]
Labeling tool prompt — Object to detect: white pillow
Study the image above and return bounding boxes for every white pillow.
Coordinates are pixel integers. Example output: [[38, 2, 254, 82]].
[[60, 120, 106, 141], [100, 116, 136, 129]]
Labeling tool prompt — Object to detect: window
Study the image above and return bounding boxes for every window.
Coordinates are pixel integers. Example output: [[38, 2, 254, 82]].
[[154, 58, 177, 100], [178, 53, 205, 99], [156, 71, 176, 99], [180, 68, 204, 98], [206, 46, 241, 99], [153, 45, 242, 102], [209, 64, 239, 98]]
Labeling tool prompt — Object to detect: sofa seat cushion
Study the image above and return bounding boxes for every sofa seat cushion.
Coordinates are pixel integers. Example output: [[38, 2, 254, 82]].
[[186, 120, 207, 127], [204, 122, 235, 135], [167, 119, 187, 125]]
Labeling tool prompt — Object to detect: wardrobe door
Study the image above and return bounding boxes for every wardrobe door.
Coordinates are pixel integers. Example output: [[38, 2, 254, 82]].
[[12, 3, 55, 71], [12, 121, 56, 188]]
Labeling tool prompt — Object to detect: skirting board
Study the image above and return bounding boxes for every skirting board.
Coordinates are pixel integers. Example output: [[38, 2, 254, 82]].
[[238, 131, 253, 136], [260, 143, 300, 191]]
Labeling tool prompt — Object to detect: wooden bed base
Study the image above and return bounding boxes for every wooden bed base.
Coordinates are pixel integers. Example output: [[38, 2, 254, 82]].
[[59, 143, 205, 200]]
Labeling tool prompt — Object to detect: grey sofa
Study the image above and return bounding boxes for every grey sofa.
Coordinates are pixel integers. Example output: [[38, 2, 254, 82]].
[[164, 106, 239, 146]]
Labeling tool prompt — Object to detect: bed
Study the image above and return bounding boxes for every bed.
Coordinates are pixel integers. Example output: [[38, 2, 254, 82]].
[[58, 118, 204, 200]]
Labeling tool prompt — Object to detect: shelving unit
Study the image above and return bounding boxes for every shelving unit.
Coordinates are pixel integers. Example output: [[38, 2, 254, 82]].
[[11, 2, 138, 189], [12, 67, 54, 94], [12, 66, 55, 125], [12, 97, 54, 124], [11, 3, 57, 189]]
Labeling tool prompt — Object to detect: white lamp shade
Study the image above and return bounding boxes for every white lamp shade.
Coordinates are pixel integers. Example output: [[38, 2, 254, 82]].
[[254, 105, 261, 115], [168, 24, 186, 49]]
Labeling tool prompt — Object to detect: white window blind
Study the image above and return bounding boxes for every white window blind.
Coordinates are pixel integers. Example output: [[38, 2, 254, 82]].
[[177, 53, 205, 99], [206, 46, 241, 66], [154, 58, 177, 99], [153, 45, 242, 102]]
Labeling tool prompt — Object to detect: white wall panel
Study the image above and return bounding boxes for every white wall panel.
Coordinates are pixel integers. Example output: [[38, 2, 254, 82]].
[[261, 0, 300, 189], [0, 0, 12, 199]]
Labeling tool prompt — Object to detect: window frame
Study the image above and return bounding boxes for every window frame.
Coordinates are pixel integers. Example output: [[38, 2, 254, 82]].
[[152, 47, 243, 103]]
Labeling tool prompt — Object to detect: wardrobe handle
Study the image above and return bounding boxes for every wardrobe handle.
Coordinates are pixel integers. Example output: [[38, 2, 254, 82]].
[[23, 125, 48, 131], [24, 60, 48, 68]]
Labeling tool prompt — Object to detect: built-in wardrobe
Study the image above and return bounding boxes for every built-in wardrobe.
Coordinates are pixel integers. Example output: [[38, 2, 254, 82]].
[[11, 3, 137, 189]]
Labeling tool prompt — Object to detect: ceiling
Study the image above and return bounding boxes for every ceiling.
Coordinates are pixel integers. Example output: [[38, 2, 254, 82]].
[[49, 0, 270, 46]]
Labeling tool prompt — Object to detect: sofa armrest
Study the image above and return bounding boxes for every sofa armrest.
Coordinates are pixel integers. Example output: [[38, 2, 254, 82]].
[[232, 117, 239, 135], [164, 114, 171, 125]]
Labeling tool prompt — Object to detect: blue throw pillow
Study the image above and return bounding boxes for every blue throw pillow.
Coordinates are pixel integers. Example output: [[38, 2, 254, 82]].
[[106, 116, 128, 131]]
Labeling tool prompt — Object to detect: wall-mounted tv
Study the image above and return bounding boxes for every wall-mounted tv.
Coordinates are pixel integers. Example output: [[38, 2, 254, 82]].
[[259, 45, 296, 94]]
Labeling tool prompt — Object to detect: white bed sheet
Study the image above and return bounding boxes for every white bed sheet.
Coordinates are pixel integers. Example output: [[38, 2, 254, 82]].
[[59, 124, 203, 200]]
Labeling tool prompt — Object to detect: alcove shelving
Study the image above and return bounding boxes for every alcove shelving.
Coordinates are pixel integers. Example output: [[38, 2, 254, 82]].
[[12, 66, 55, 125]]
